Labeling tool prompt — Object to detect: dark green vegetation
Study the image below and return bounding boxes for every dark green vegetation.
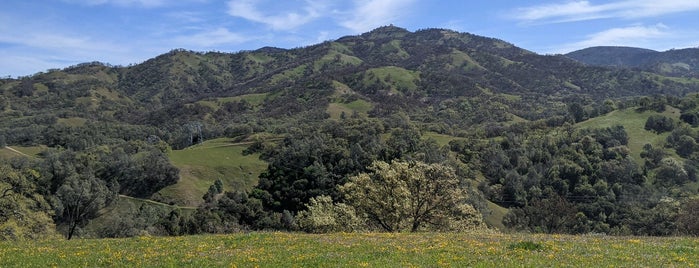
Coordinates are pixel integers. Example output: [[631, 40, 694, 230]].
[[3, 26, 699, 239], [566, 46, 699, 78]]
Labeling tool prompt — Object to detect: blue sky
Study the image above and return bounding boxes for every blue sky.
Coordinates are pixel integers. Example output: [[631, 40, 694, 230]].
[[2, 0, 699, 77]]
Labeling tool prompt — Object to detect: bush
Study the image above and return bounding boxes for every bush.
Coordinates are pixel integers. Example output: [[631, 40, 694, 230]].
[[296, 195, 363, 233], [508, 241, 546, 251], [644, 115, 676, 133], [677, 198, 699, 236]]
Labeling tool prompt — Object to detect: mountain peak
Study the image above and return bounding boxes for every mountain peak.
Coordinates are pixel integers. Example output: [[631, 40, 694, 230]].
[[361, 25, 410, 39]]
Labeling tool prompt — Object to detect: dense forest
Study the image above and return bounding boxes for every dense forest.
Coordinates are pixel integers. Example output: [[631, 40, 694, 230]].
[[3, 26, 699, 240]]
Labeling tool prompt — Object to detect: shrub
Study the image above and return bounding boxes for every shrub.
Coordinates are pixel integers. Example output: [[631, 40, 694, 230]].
[[296, 195, 363, 233]]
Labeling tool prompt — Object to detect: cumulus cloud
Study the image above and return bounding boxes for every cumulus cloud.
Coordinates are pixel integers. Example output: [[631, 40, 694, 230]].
[[513, 0, 699, 23], [227, 0, 326, 31], [340, 0, 416, 33]]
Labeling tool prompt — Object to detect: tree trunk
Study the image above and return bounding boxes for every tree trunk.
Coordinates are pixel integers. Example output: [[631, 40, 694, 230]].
[[67, 222, 77, 240], [411, 217, 420, 232]]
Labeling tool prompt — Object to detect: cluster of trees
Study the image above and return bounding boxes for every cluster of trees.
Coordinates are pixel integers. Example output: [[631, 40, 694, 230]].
[[0, 140, 179, 240], [464, 115, 699, 235], [164, 116, 486, 235]]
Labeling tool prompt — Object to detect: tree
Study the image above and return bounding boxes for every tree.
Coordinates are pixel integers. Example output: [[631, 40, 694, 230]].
[[644, 115, 676, 133], [0, 164, 56, 240], [677, 198, 699, 235], [203, 179, 224, 203], [340, 160, 484, 232], [54, 175, 116, 239], [568, 103, 585, 123], [675, 135, 697, 158], [117, 148, 179, 198], [654, 158, 689, 187]]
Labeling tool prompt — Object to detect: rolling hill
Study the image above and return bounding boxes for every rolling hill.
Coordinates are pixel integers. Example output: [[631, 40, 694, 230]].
[[4, 26, 699, 237], [566, 46, 699, 78]]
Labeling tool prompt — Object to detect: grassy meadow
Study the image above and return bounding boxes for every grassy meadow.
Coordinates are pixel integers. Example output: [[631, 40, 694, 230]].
[[1, 232, 696, 267], [576, 106, 681, 163], [0, 145, 45, 159], [158, 138, 268, 206]]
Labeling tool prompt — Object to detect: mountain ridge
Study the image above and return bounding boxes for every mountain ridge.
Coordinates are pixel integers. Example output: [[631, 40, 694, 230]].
[[566, 46, 699, 78], [2, 26, 699, 149]]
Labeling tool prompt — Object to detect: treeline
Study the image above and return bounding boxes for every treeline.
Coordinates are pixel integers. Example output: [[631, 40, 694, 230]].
[[0, 140, 178, 240], [157, 115, 486, 235]]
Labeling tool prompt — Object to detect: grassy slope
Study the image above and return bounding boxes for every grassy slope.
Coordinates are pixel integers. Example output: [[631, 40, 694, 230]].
[[0, 146, 45, 159], [576, 106, 680, 164], [422, 131, 464, 147], [327, 100, 373, 119], [485, 201, 508, 230], [2, 232, 696, 267], [159, 138, 267, 206], [327, 81, 374, 119], [364, 66, 420, 94]]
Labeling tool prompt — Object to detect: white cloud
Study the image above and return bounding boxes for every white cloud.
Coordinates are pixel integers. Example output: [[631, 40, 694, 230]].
[[0, 55, 61, 77], [0, 32, 123, 54], [313, 31, 330, 45], [165, 11, 206, 23], [552, 24, 672, 53], [340, 0, 416, 33], [63, 0, 168, 8], [173, 28, 250, 48], [513, 0, 699, 23], [226, 0, 326, 31], [224, 0, 416, 33]]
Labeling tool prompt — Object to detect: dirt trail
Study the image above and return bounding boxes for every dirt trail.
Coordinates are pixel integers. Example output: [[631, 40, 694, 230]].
[[118, 195, 197, 210], [4, 146, 31, 157]]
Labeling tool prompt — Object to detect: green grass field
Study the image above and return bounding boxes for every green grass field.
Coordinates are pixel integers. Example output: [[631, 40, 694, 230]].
[[1, 232, 696, 267], [576, 106, 680, 163], [0, 145, 45, 159], [159, 138, 267, 206], [363, 66, 420, 94], [327, 99, 374, 119], [422, 131, 464, 147]]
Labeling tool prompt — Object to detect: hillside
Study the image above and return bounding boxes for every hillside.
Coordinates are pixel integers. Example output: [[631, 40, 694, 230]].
[[158, 138, 268, 206], [4, 26, 699, 239], [566, 46, 699, 78], [4, 27, 699, 147]]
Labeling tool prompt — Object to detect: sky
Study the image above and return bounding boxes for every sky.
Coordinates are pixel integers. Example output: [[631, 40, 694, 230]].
[[2, 0, 699, 77]]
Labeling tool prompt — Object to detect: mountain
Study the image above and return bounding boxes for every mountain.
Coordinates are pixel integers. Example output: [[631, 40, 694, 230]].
[[566, 46, 699, 78], [4, 26, 699, 144], [5, 26, 699, 238]]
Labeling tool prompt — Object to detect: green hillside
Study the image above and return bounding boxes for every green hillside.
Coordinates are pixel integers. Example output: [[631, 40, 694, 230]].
[[160, 138, 267, 206], [576, 106, 681, 163]]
